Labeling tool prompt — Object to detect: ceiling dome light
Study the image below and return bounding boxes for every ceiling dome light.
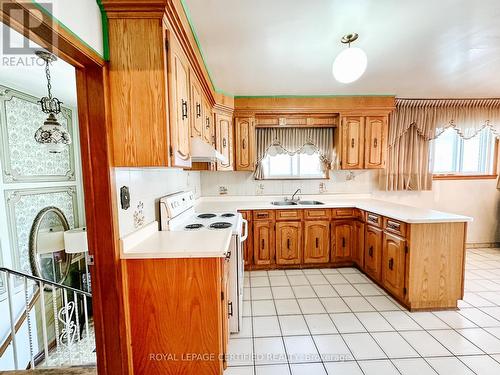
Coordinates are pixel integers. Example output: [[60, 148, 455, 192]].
[[332, 33, 367, 84]]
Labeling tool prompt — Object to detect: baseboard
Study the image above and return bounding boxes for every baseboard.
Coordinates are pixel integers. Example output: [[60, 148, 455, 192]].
[[466, 242, 500, 249]]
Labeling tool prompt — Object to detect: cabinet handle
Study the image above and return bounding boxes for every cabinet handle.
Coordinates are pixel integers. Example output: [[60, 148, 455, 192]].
[[225, 251, 231, 261], [256, 213, 267, 218], [367, 215, 378, 223], [315, 237, 319, 248], [261, 239, 265, 249], [287, 238, 291, 249], [196, 103, 201, 118], [388, 258, 394, 270], [374, 138, 378, 148], [206, 117, 210, 128], [181, 99, 188, 120], [242, 139, 246, 149], [342, 237, 346, 248], [228, 302, 233, 316], [223, 138, 227, 148], [369, 246, 373, 257], [351, 138, 355, 148], [387, 222, 400, 231]]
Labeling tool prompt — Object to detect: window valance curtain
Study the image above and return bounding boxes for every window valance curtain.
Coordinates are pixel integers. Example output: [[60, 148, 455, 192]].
[[381, 98, 500, 191], [254, 127, 334, 179]]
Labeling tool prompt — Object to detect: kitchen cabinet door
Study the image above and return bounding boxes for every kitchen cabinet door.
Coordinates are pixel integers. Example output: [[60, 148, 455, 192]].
[[275, 222, 302, 265], [352, 221, 365, 267], [382, 232, 407, 300], [332, 220, 354, 262], [253, 220, 274, 266], [304, 221, 330, 264], [190, 76, 203, 138], [235, 117, 256, 171], [215, 113, 234, 171], [341, 116, 364, 169], [364, 225, 383, 281], [168, 37, 191, 167], [202, 97, 213, 145], [364, 116, 388, 169]]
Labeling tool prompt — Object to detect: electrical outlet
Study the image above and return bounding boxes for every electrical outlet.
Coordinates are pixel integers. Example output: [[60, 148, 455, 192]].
[[120, 186, 130, 210]]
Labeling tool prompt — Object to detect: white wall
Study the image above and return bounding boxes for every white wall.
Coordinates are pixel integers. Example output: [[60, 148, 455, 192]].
[[114, 168, 201, 237], [34, 0, 104, 57], [200, 171, 500, 244]]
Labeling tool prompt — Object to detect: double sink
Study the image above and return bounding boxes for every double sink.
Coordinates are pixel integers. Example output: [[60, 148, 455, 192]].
[[271, 200, 324, 206]]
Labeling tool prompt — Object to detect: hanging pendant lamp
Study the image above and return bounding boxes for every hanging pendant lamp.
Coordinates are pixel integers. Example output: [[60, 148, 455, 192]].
[[332, 33, 367, 84]]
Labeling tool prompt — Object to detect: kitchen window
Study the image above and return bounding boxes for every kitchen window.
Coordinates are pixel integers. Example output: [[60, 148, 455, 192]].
[[261, 151, 327, 179], [430, 127, 498, 178]]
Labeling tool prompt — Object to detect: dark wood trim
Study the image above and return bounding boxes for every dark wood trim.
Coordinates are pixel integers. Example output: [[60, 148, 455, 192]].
[[0, 1, 132, 374]]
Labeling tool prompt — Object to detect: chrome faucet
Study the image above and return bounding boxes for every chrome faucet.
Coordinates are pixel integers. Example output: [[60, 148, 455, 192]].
[[286, 188, 302, 202]]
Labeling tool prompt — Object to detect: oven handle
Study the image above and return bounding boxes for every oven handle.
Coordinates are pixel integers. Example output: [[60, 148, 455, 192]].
[[240, 219, 248, 242]]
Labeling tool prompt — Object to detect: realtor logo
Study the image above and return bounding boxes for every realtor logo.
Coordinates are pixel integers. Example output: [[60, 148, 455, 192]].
[[2, 2, 55, 55]]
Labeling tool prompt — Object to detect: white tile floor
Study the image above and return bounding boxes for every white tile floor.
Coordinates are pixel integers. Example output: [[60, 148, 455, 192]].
[[226, 248, 500, 375]]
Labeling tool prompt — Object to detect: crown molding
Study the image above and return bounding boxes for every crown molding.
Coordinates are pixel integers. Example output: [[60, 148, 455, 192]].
[[100, 0, 168, 18]]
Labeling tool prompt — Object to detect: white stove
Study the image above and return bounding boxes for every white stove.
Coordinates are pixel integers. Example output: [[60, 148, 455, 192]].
[[159, 192, 248, 333]]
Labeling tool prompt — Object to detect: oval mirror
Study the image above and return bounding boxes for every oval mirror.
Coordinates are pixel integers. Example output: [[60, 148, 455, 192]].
[[29, 206, 73, 285]]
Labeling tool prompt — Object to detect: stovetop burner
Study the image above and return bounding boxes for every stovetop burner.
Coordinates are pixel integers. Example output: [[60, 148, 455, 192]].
[[209, 222, 232, 230], [197, 213, 216, 219], [221, 213, 235, 218], [185, 223, 204, 230]]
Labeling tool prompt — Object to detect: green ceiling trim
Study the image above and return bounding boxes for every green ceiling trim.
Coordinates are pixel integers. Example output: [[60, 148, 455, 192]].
[[96, 0, 110, 61], [234, 94, 396, 99], [179, 0, 231, 96], [28, 0, 108, 60]]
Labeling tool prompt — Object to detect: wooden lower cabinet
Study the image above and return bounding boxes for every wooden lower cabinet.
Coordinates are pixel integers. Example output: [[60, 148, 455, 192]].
[[364, 225, 383, 281], [253, 220, 275, 266], [352, 221, 365, 267], [126, 258, 227, 374], [332, 221, 354, 262], [303, 221, 330, 264], [381, 232, 407, 301], [275, 222, 302, 265]]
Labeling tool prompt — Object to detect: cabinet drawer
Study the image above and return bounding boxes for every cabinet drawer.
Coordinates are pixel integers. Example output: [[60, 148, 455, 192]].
[[365, 212, 382, 227], [276, 209, 303, 221], [253, 210, 275, 221], [383, 217, 407, 237], [332, 208, 355, 218], [304, 209, 331, 220], [239, 210, 252, 221]]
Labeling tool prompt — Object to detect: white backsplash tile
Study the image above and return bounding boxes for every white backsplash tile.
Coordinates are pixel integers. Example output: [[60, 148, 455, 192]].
[[200, 170, 378, 197], [114, 168, 201, 237]]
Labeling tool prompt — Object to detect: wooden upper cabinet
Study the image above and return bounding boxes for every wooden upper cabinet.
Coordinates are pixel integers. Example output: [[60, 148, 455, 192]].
[[304, 221, 330, 264], [215, 112, 234, 171], [382, 232, 407, 300], [364, 225, 383, 281], [168, 34, 191, 168], [364, 116, 388, 169], [275, 222, 302, 265], [253, 220, 274, 266], [108, 18, 169, 166], [341, 116, 365, 169], [332, 221, 354, 262], [235, 117, 256, 171], [202, 97, 213, 145], [190, 76, 203, 139]]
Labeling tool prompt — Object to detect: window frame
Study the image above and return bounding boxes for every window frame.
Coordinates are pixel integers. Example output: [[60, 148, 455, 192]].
[[431, 131, 499, 180]]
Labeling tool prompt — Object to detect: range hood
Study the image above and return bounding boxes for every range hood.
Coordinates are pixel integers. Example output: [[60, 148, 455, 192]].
[[190, 137, 227, 164]]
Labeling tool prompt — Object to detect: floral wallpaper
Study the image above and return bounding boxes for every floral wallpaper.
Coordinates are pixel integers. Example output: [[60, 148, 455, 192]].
[[5, 187, 78, 275], [0, 86, 75, 182]]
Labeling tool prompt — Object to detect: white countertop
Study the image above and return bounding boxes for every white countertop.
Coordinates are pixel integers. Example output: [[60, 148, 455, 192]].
[[120, 222, 233, 259], [196, 195, 473, 224]]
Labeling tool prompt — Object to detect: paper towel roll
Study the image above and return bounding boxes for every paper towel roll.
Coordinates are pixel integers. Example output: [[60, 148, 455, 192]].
[[64, 227, 88, 254]]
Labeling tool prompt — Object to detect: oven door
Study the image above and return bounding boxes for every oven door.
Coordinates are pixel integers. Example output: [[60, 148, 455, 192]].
[[228, 234, 244, 333]]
